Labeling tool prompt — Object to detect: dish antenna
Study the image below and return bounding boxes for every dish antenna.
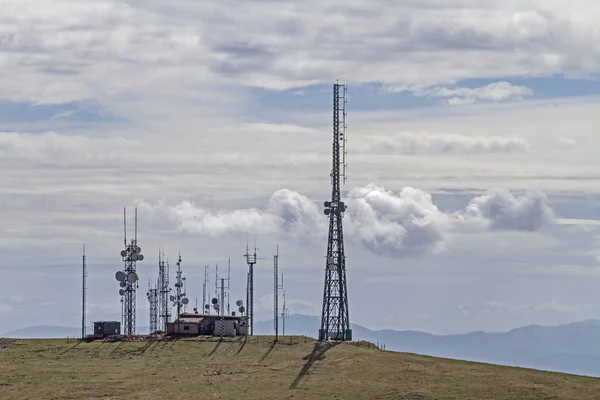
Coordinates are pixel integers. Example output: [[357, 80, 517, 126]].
[[115, 271, 126, 282], [127, 272, 139, 283]]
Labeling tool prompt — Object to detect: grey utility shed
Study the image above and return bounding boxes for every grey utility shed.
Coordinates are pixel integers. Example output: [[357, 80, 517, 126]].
[[94, 321, 121, 335]]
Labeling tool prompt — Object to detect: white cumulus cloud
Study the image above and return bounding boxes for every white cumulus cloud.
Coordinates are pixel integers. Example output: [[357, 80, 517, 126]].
[[368, 132, 529, 155], [386, 82, 534, 105], [138, 184, 555, 257]]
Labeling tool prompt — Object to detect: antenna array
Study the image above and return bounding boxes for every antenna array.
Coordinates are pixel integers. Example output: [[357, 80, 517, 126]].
[[115, 208, 144, 336], [170, 253, 189, 321], [319, 83, 352, 342]]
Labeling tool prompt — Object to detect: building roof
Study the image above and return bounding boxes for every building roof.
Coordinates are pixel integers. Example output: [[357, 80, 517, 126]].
[[176, 317, 204, 324], [178, 312, 243, 320]]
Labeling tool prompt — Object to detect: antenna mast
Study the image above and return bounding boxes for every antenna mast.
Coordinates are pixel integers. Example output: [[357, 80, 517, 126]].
[[172, 253, 189, 321], [115, 207, 144, 336], [227, 259, 231, 316], [82, 244, 87, 339], [244, 240, 263, 335], [158, 250, 171, 331], [319, 82, 352, 342], [282, 288, 289, 336], [274, 245, 283, 341], [203, 265, 209, 315], [147, 279, 158, 333]]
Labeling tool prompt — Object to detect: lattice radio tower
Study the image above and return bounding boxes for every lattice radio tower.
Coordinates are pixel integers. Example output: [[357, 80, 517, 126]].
[[319, 82, 352, 342], [158, 250, 171, 332], [147, 279, 159, 333], [115, 208, 144, 336]]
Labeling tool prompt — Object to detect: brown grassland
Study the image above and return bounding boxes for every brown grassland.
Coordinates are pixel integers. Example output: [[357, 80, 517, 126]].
[[0, 336, 599, 399]]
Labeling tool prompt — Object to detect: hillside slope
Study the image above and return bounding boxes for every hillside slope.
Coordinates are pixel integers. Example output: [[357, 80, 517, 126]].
[[0, 337, 599, 400]]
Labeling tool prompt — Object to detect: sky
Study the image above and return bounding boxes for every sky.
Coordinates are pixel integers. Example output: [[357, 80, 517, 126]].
[[3, 0, 600, 335]]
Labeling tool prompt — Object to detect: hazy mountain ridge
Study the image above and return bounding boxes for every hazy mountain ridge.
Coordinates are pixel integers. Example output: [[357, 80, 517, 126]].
[[255, 315, 600, 377]]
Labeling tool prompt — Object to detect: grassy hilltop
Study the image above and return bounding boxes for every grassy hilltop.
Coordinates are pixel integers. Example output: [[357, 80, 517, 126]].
[[1, 336, 599, 400]]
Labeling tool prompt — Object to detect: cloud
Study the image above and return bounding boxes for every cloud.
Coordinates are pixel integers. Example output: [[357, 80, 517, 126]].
[[0, 131, 140, 165], [1, 0, 600, 109], [459, 188, 555, 232], [367, 132, 529, 155], [138, 184, 555, 257], [386, 82, 534, 105]]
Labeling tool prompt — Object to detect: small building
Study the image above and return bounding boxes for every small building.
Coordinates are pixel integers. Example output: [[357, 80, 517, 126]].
[[167, 316, 203, 335], [94, 321, 121, 336], [213, 319, 236, 337], [166, 313, 247, 337]]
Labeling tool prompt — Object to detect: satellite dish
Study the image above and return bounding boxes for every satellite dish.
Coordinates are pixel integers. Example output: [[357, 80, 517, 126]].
[[131, 253, 139, 261], [146, 292, 149, 296], [136, 246, 142, 254], [120, 281, 126, 287], [213, 304, 220, 311], [170, 295, 175, 301], [182, 298, 189, 305], [127, 272, 138, 283], [324, 201, 331, 207], [115, 271, 126, 282], [211, 298, 218, 305], [236, 300, 243, 306], [119, 289, 125, 296], [182, 277, 186, 281], [324, 209, 330, 215], [137, 254, 144, 261], [238, 306, 245, 313], [120, 250, 127, 257], [204, 304, 210, 309]]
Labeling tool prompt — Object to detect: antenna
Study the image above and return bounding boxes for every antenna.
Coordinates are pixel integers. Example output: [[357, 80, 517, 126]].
[[320, 82, 352, 342], [116, 207, 144, 336], [158, 249, 171, 331], [203, 265, 209, 315], [147, 279, 158, 333], [172, 252, 188, 321], [274, 245, 283, 341], [244, 239, 265, 336], [227, 259, 231, 316], [282, 287, 289, 336], [82, 244, 87, 339]]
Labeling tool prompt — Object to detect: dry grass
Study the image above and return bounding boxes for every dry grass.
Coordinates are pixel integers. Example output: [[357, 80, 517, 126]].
[[0, 336, 599, 399]]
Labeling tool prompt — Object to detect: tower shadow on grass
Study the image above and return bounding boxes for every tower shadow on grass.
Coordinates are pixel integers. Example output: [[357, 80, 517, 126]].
[[236, 336, 247, 354], [289, 342, 339, 389], [208, 339, 222, 357], [258, 341, 276, 365]]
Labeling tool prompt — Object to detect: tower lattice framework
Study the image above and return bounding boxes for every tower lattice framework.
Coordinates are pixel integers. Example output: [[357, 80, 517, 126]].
[[319, 83, 352, 342], [147, 280, 159, 333]]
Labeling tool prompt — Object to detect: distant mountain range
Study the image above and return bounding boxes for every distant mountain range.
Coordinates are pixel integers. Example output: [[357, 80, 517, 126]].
[[5, 316, 600, 377], [254, 315, 600, 377], [1, 325, 150, 339]]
